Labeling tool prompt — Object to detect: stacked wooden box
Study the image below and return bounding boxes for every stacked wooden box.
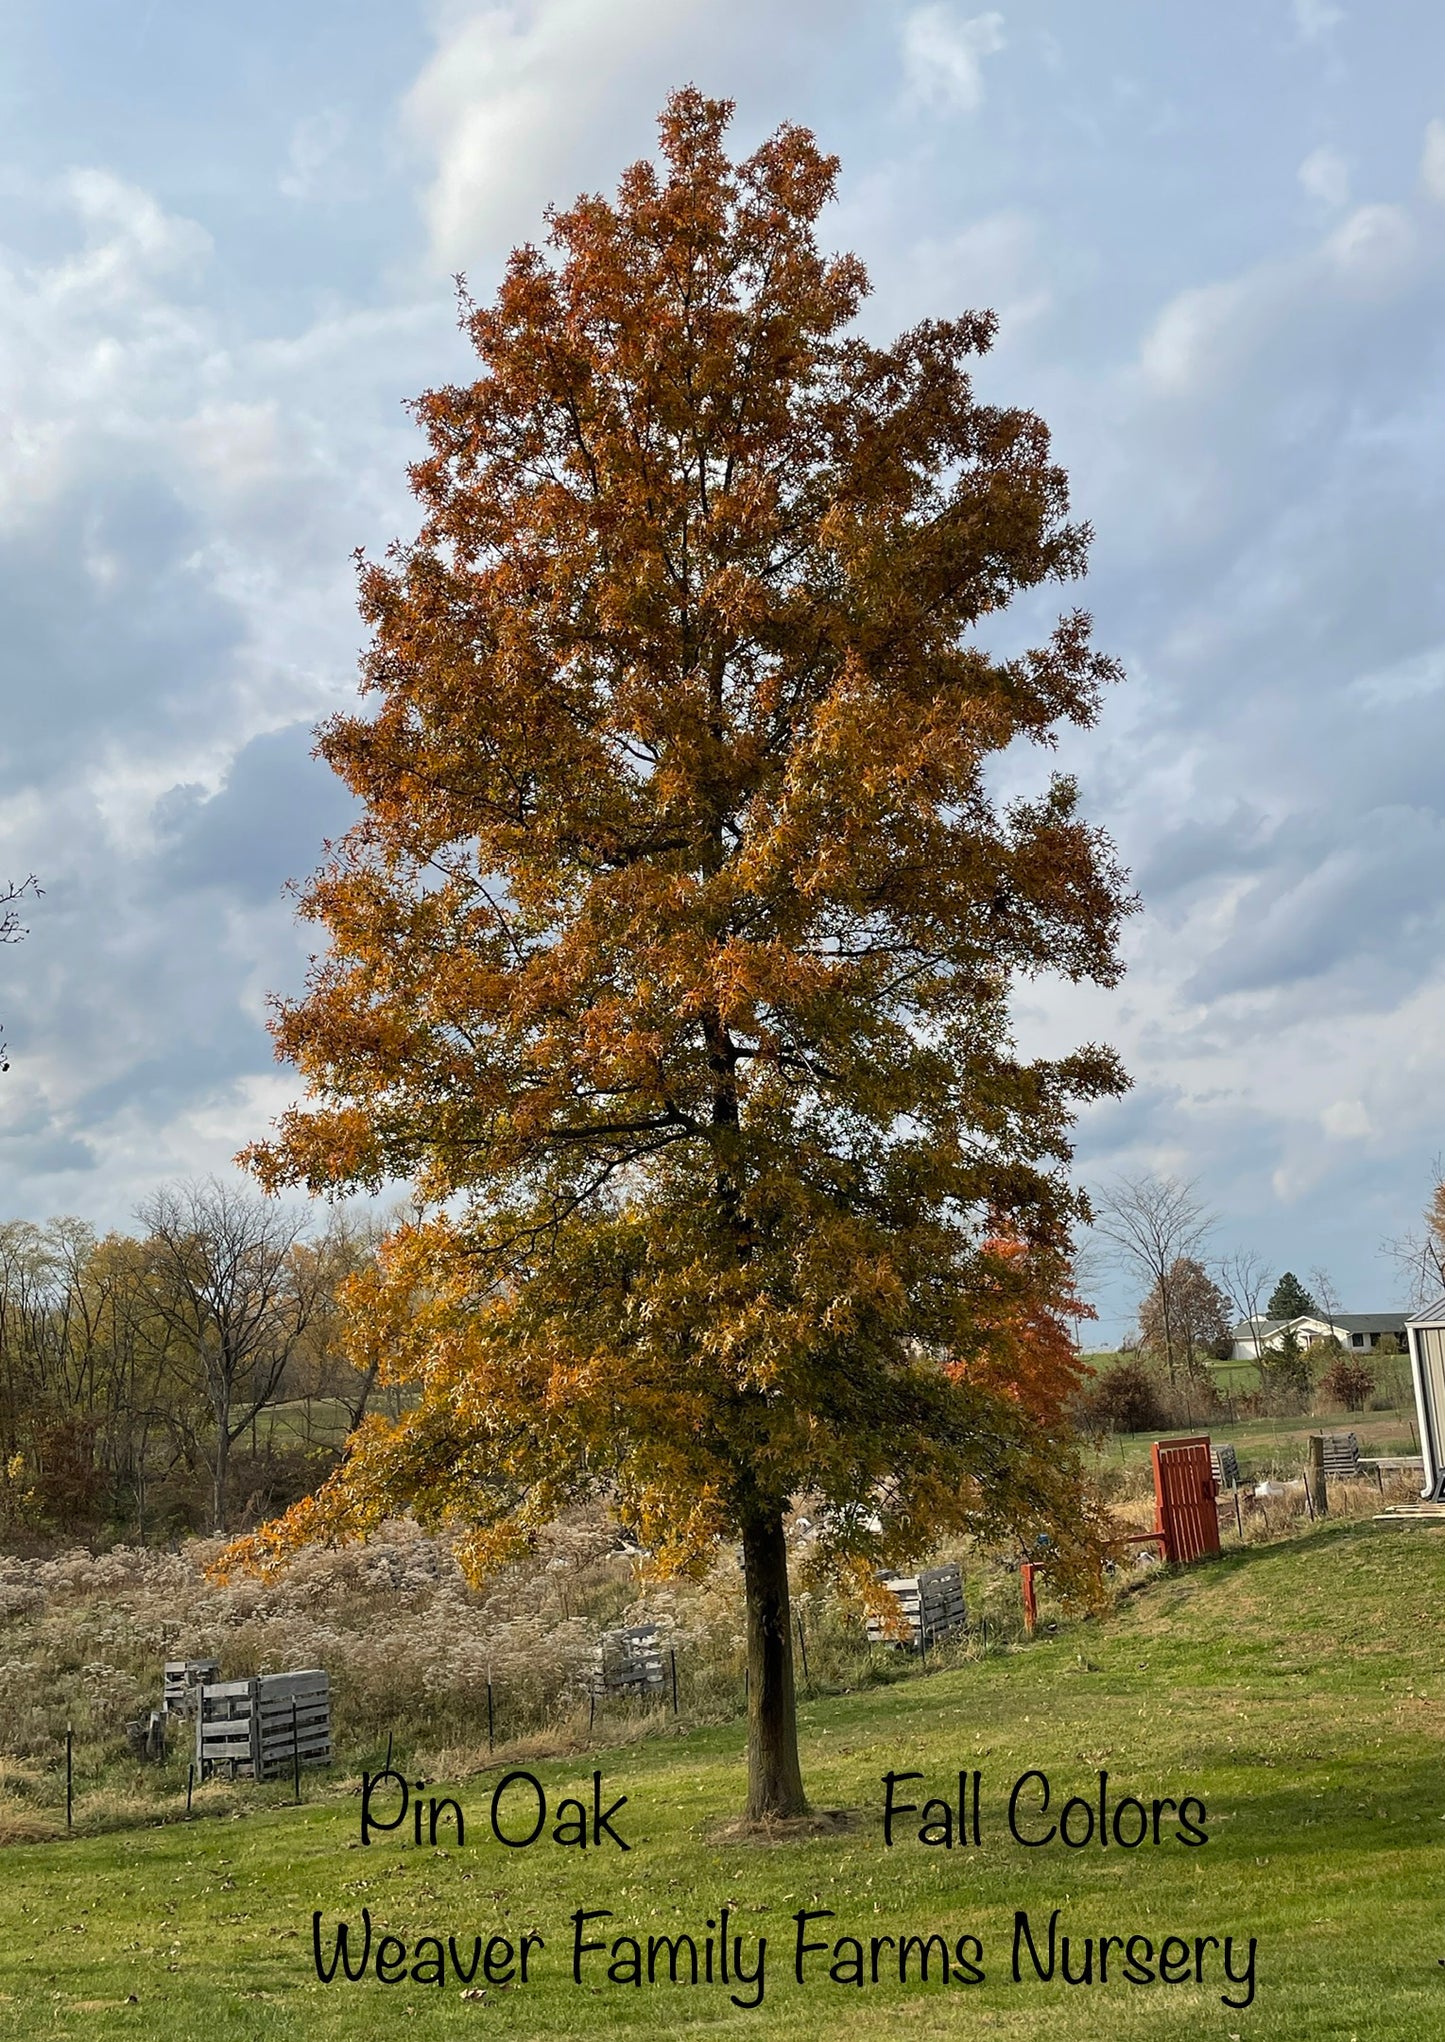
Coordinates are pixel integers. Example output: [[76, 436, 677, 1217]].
[[1321, 1432, 1362, 1480], [1210, 1444, 1241, 1491], [866, 1562, 967, 1650], [196, 1669, 331, 1781], [163, 1659, 220, 1717], [591, 1623, 665, 1699]]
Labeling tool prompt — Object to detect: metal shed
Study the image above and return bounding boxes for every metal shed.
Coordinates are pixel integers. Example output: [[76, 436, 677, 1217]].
[[1406, 1295, 1445, 1501]]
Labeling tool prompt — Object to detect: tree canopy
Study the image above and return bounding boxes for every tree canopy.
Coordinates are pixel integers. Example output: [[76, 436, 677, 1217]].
[[1137, 1256, 1230, 1368], [233, 89, 1133, 1817]]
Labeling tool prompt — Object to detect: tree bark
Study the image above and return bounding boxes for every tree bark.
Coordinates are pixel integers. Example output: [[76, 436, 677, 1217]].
[[212, 1412, 230, 1534], [741, 1508, 808, 1819]]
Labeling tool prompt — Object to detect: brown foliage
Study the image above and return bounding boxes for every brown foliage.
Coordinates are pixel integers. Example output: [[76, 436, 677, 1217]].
[[1137, 1256, 1230, 1374], [1075, 1360, 1165, 1437], [1317, 1354, 1374, 1413]]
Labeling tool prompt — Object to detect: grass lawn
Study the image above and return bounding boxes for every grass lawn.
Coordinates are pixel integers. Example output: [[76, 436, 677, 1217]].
[[1, 1520, 1443, 2038]]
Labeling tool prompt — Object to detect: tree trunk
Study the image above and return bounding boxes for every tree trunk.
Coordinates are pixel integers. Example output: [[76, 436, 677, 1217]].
[[212, 1420, 230, 1534], [741, 1509, 807, 1820]]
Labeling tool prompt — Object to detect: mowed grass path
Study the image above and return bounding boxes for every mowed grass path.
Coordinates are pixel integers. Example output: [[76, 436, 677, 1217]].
[[2, 1522, 1443, 2040]]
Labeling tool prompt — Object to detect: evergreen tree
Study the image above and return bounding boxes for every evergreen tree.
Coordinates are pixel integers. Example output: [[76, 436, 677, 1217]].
[[1266, 1271, 1317, 1322]]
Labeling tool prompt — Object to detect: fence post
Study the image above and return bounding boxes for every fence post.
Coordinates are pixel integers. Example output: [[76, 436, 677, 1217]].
[[186, 1763, 194, 1816], [291, 1699, 301, 1803], [487, 1681, 495, 1753], [795, 1616, 809, 1689], [1308, 1433, 1328, 1517], [669, 1648, 679, 1716], [65, 1725, 73, 1830], [1233, 1490, 1244, 1540]]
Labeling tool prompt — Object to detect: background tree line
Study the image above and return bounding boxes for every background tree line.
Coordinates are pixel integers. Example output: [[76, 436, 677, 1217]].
[[0, 1180, 381, 1545], [1074, 1166, 1444, 1434]]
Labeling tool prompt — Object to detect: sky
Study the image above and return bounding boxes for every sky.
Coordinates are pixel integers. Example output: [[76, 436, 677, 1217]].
[[0, 0, 1441, 1342]]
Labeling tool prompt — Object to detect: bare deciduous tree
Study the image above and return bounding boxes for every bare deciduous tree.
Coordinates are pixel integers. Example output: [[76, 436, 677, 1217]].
[[1216, 1248, 1274, 1351], [1310, 1265, 1345, 1345], [0, 874, 39, 946], [0, 874, 40, 1073], [1092, 1173, 1215, 1385], [282, 1211, 390, 1437], [137, 1179, 322, 1531], [1381, 1160, 1445, 1310]]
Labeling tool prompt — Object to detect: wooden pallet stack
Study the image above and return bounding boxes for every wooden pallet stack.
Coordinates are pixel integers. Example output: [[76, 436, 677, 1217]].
[[591, 1623, 665, 1699], [1320, 1432, 1362, 1481], [1210, 1444, 1241, 1491], [163, 1659, 220, 1718], [196, 1669, 331, 1782], [866, 1562, 967, 1650]]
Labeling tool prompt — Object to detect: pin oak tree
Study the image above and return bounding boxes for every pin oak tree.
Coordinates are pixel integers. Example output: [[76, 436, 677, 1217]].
[[237, 91, 1132, 1819]]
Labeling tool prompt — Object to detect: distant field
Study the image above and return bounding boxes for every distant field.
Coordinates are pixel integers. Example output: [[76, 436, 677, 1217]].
[[3, 1520, 1443, 2038], [1088, 1408, 1421, 1482], [255, 1397, 360, 1451]]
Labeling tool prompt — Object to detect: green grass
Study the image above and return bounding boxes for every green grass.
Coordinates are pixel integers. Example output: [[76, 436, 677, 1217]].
[[3, 1521, 1444, 2037]]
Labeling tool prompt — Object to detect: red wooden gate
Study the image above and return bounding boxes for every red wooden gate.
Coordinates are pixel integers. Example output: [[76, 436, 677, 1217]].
[[1152, 1437, 1220, 1565]]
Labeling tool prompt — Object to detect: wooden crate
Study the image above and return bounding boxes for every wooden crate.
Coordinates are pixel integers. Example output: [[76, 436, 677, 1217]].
[[197, 1670, 331, 1781], [1321, 1432, 1361, 1480], [1210, 1444, 1241, 1491], [591, 1624, 665, 1698], [866, 1563, 967, 1649], [163, 1659, 220, 1717]]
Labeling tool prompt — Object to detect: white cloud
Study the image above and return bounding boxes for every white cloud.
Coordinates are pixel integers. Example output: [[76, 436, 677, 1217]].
[[1323, 202, 1415, 286], [901, 6, 1005, 115], [1137, 273, 1259, 397], [64, 168, 212, 277], [1421, 117, 1445, 206], [0, 173, 212, 528], [1348, 644, 1445, 708], [279, 110, 350, 202], [1298, 145, 1349, 208], [903, 210, 1050, 334], [1136, 202, 1419, 403], [1322, 1098, 1371, 1139], [1292, 0, 1343, 42], [403, 0, 708, 269]]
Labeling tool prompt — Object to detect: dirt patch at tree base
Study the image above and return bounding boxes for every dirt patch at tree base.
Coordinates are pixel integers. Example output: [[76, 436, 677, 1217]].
[[710, 1806, 858, 1845]]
